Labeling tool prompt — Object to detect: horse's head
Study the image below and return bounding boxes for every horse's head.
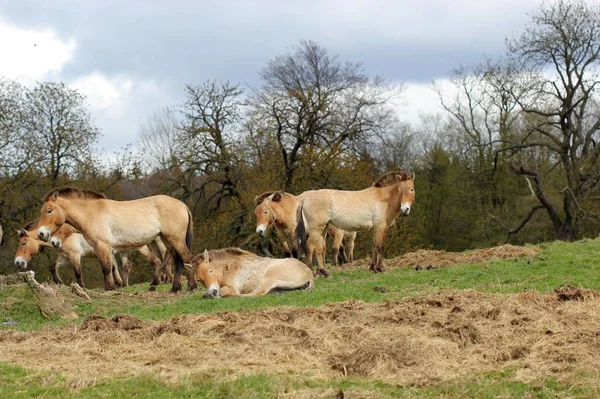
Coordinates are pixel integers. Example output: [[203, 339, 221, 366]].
[[38, 191, 67, 242], [255, 193, 281, 236], [194, 249, 220, 297], [14, 229, 49, 269], [50, 224, 76, 248], [398, 172, 416, 216]]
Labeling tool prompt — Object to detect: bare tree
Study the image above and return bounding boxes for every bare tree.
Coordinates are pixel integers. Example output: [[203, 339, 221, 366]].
[[22, 82, 100, 185], [138, 107, 180, 170], [178, 80, 245, 214], [249, 40, 401, 190], [493, 0, 600, 240]]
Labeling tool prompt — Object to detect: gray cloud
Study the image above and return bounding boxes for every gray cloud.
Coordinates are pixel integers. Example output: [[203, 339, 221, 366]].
[[0, 0, 545, 153]]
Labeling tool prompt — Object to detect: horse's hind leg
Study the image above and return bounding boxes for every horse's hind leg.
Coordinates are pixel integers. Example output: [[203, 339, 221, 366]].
[[331, 229, 344, 267], [145, 241, 164, 290], [112, 253, 124, 287], [346, 232, 356, 263], [309, 231, 329, 278]]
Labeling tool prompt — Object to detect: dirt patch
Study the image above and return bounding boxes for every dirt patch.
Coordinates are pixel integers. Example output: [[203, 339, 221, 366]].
[[1, 288, 600, 388], [345, 244, 540, 270]]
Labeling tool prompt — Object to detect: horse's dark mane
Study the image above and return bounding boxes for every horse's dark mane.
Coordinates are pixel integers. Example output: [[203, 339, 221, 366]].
[[23, 218, 40, 231], [255, 191, 277, 205], [193, 247, 256, 263], [372, 171, 411, 187], [43, 186, 107, 201]]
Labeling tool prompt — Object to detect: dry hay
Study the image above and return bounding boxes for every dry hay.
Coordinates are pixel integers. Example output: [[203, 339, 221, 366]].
[[1, 287, 600, 389], [346, 244, 539, 270]]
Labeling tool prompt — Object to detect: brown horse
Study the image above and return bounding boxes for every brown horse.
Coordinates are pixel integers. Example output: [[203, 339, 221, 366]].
[[193, 248, 314, 297], [296, 171, 415, 275], [36, 187, 195, 292], [254, 191, 356, 266], [14, 220, 122, 287], [49, 223, 173, 287]]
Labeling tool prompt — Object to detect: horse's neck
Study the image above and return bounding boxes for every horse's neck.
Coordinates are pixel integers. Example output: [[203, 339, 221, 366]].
[[58, 198, 95, 232], [381, 184, 402, 212], [273, 196, 300, 230]]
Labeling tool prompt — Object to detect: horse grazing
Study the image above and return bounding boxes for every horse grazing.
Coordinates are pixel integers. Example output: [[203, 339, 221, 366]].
[[14, 220, 122, 287], [192, 248, 314, 297], [36, 187, 195, 292], [296, 171, 415, 275], [254, 191, 356, 266]]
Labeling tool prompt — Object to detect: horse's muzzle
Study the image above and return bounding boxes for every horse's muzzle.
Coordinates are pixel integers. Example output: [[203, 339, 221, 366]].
[[51, 238, 61, 248], [38, 229, 50, 242], [14, 258, 26, 269], [256, 227, 266, 237]]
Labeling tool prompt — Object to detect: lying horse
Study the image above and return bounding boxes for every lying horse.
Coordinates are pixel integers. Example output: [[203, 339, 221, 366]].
[[36, 187, 195, 291], [14, 220, 171, 287], [296, 171, 415, 275], [255, 191, 356, 266], [193, 248, 314, 297]]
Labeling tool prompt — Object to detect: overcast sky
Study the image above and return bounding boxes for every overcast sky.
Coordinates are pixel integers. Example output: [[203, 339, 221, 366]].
[[0, 0, 550, 155]]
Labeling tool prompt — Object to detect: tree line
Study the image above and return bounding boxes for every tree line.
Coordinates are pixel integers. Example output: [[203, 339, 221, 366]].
[[1, 0, 599, 287]]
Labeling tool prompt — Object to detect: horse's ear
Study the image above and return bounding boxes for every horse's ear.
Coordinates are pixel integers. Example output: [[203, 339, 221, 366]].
[[51, 190, 59, 201], [410, 171, 415, 181], [203, 249, 209, 262], [18, 229, 27, 238], [272, 192, 282, 202]]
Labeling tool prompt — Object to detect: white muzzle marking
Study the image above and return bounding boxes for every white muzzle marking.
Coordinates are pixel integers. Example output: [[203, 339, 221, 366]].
[[208, 283, 220, 297], [51, 237, 62, 248], [256, 224, 266, 236], [400, 202, 411, 216], [14, 257, 27, 269], [38, 226, 51, 242]]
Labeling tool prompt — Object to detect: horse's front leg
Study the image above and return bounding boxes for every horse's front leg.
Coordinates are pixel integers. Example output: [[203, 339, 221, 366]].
[[95, 243, 116, 291], [50, 255, 65, 285], [370, 225, 388, 273], [66, 252, 85, 288], [331, 229, 344, 267], [120, 251, 132, 286]]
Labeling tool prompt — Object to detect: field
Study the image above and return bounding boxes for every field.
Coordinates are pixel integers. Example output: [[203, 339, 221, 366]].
[[1, 239, 600, 398]]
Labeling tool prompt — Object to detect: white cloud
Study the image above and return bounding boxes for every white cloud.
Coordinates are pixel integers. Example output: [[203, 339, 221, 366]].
[[400, 80, 454, 125], [70, 72, 134, 118], [0, 17, 76, 83]]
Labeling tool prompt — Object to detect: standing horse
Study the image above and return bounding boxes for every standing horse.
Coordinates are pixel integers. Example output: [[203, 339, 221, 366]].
[[14, 220, 169, 287], [255, 191, 356, 266], [14, 221, 122, 287], [193, 248, 314, 297], [296, 171, 415, 275], [50, 223, 173, 287], [36, 187, 195, 292]]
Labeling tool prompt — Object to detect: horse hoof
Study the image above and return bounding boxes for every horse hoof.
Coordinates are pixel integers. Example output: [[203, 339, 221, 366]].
[[148, 286, 157, 292]]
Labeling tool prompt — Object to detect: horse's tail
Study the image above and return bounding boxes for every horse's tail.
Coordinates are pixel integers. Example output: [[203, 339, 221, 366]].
[[295, 200, 308, 256], [185, 207, 194, 251]]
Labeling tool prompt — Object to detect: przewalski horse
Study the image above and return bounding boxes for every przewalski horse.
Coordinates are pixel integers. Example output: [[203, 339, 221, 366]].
[[192, 248, 314, 298], [296, 171, 415, 275], [254, 191, 356, 266], [14, 219, 170, 287], [36, 187, 195, 292], [50, 223, 173, 287], [14, 220, 122, 287]]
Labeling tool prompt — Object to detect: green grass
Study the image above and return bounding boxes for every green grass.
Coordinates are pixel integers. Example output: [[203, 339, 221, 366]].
[[0, 362, 597, 398], [1, 238, 600, 397], [3, 238, 600, 331]]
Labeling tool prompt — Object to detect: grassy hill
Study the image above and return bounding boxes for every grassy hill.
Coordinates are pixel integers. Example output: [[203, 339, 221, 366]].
[[1, 238, 600, 398]]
